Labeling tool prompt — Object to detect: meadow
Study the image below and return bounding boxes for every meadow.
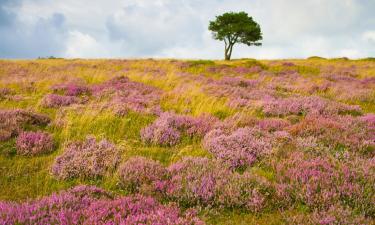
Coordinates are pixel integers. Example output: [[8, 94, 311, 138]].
[[0, 57, 374, 224]]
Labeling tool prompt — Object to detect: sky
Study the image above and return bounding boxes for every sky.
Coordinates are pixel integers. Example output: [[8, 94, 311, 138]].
[[0, 0, 374, 59]]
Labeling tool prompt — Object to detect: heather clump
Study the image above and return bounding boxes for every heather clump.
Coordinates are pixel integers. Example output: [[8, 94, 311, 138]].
[[288, 115, 374, 153], [141, 112, 217, 146], [274, 152, 374, 214], [0, 109, 50, 141], [263, 96, 361, 116], [166, 157, 272, 211], [51, 83, 90, 96], [0, 185, 113, 225], [286, 204, 371, 225], [256, 118, 291, 132], [91, 76, 163, 114], [82, 195, 204, 225], [118, 156, 169, 194], [0, 87, 11, 99], [51, 137, 120, 179], [203, 127, 272, 169], [16, 131, 54, 156], [0, 185, 203, 225], [41, 93, 82, 108], [204, 76, 270, 109]]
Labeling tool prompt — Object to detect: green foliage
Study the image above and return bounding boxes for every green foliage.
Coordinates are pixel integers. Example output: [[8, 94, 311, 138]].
[[186, 60, 215, 67], [209, 12, 262, 60], [307, 56, 326, 60]]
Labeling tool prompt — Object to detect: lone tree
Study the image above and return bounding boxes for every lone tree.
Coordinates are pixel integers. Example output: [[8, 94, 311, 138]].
[[209, 12, 262, 60]]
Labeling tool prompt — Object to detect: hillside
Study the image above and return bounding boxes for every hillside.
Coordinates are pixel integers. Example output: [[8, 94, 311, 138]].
[[0, 58, 374, 224]]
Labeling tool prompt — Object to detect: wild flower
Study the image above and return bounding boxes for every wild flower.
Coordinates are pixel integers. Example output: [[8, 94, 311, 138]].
[[51, 136, 120, 179], [286, 204, 371, 225], [288, 115, 374, 153], [0, 185, 113, 225], [118, 156, 169, 194], [91, 76, 162, 114], [16, 131, 54, 156], [0, 87, 11, 99], [0, 185, 204, 225], [166, 157, 271, 211], [41, 94, 81, 108], [274, 152, 374, 213], [263, 96, 362, 116], [0, 109, 50, 141], [51, 83, 90, 96], [203, 127, 272, 169], [82, 195, 204, 225], [141, 112, 217, 146], [256, 118, 290, 132]]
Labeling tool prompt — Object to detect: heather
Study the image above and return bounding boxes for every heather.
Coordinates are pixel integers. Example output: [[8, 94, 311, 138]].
[[41, 93, 82, 108], [91, 76, 163, 114], [16, 131, 54, 156], [0, 59, 374, 224], [0, 109, 50, 141], [118, 156, 169, 193], [0, 185, 203, 225], [51, 136, 121, 179], [165, 157, 272, 211], [203, 127, 272, 169], [141, 112, 217, 146]]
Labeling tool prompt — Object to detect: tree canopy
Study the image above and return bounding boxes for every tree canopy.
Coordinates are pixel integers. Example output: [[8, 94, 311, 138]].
[[209, 12, 262, 60]]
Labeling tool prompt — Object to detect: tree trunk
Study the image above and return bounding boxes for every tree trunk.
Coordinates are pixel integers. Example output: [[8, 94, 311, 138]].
[[224, 44, 233, 60]]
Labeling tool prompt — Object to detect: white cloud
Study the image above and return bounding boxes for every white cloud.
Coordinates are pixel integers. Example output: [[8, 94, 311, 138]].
[[65, 31, 106, 58], [1, 0, 374, 59], [362, 31, 375, 43]]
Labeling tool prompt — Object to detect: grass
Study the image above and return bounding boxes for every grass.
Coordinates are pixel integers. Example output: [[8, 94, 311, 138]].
[[0, 58, 374, 223]]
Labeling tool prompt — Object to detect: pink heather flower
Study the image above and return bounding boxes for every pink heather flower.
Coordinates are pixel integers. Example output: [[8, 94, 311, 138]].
[[165, 157, 270, 211], [289, 115, 374, 152], [262, 96, 361, 116], [41, 94, 81, 108], [51, 83, 90, 96], [0, 109, 50, 141], [82, 195, 204, 225], [0, 185, 204, 225], [203, 127, 272, 169], [118, 156, 169, 193], [141, 112, 217, 146], [16, 131, 54, 156], [91, 76, 163, 114], [274, 152, 374, 212], [51, 136, 120, 179]]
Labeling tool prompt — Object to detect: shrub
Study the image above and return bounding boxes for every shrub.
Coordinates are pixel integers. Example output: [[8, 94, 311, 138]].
[[262, 96, 362, 116], [274, 152, 374, 214], [51, 137, 120, 179], [118, 157, 168, 193], [0, 185, 203, 225], [286, 204, 371, 225], [166, 157, 271, 211], [41, 94, 81, 108], [256, 118, 291, 132], [82, 195, 203, 225], [16, 131, 54, 156], [91, 76, 162, 114], [51, 83, 90, 96], [0, 185, 113, 225], [203, 127, 272, 169], [0, 109, 50, 141], [288, 115, 374, 153], [141, 112, 217, 146]]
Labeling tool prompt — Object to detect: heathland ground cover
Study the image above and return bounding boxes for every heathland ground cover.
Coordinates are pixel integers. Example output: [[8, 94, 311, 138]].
[[0, 58, 374, 224]]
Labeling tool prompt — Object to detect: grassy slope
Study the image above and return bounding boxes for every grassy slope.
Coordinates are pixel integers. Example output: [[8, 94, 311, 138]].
[[0, 58, 374, 224]]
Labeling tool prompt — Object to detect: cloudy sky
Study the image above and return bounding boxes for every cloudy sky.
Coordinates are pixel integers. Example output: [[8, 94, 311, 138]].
[[0, 0, 374, 59]]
